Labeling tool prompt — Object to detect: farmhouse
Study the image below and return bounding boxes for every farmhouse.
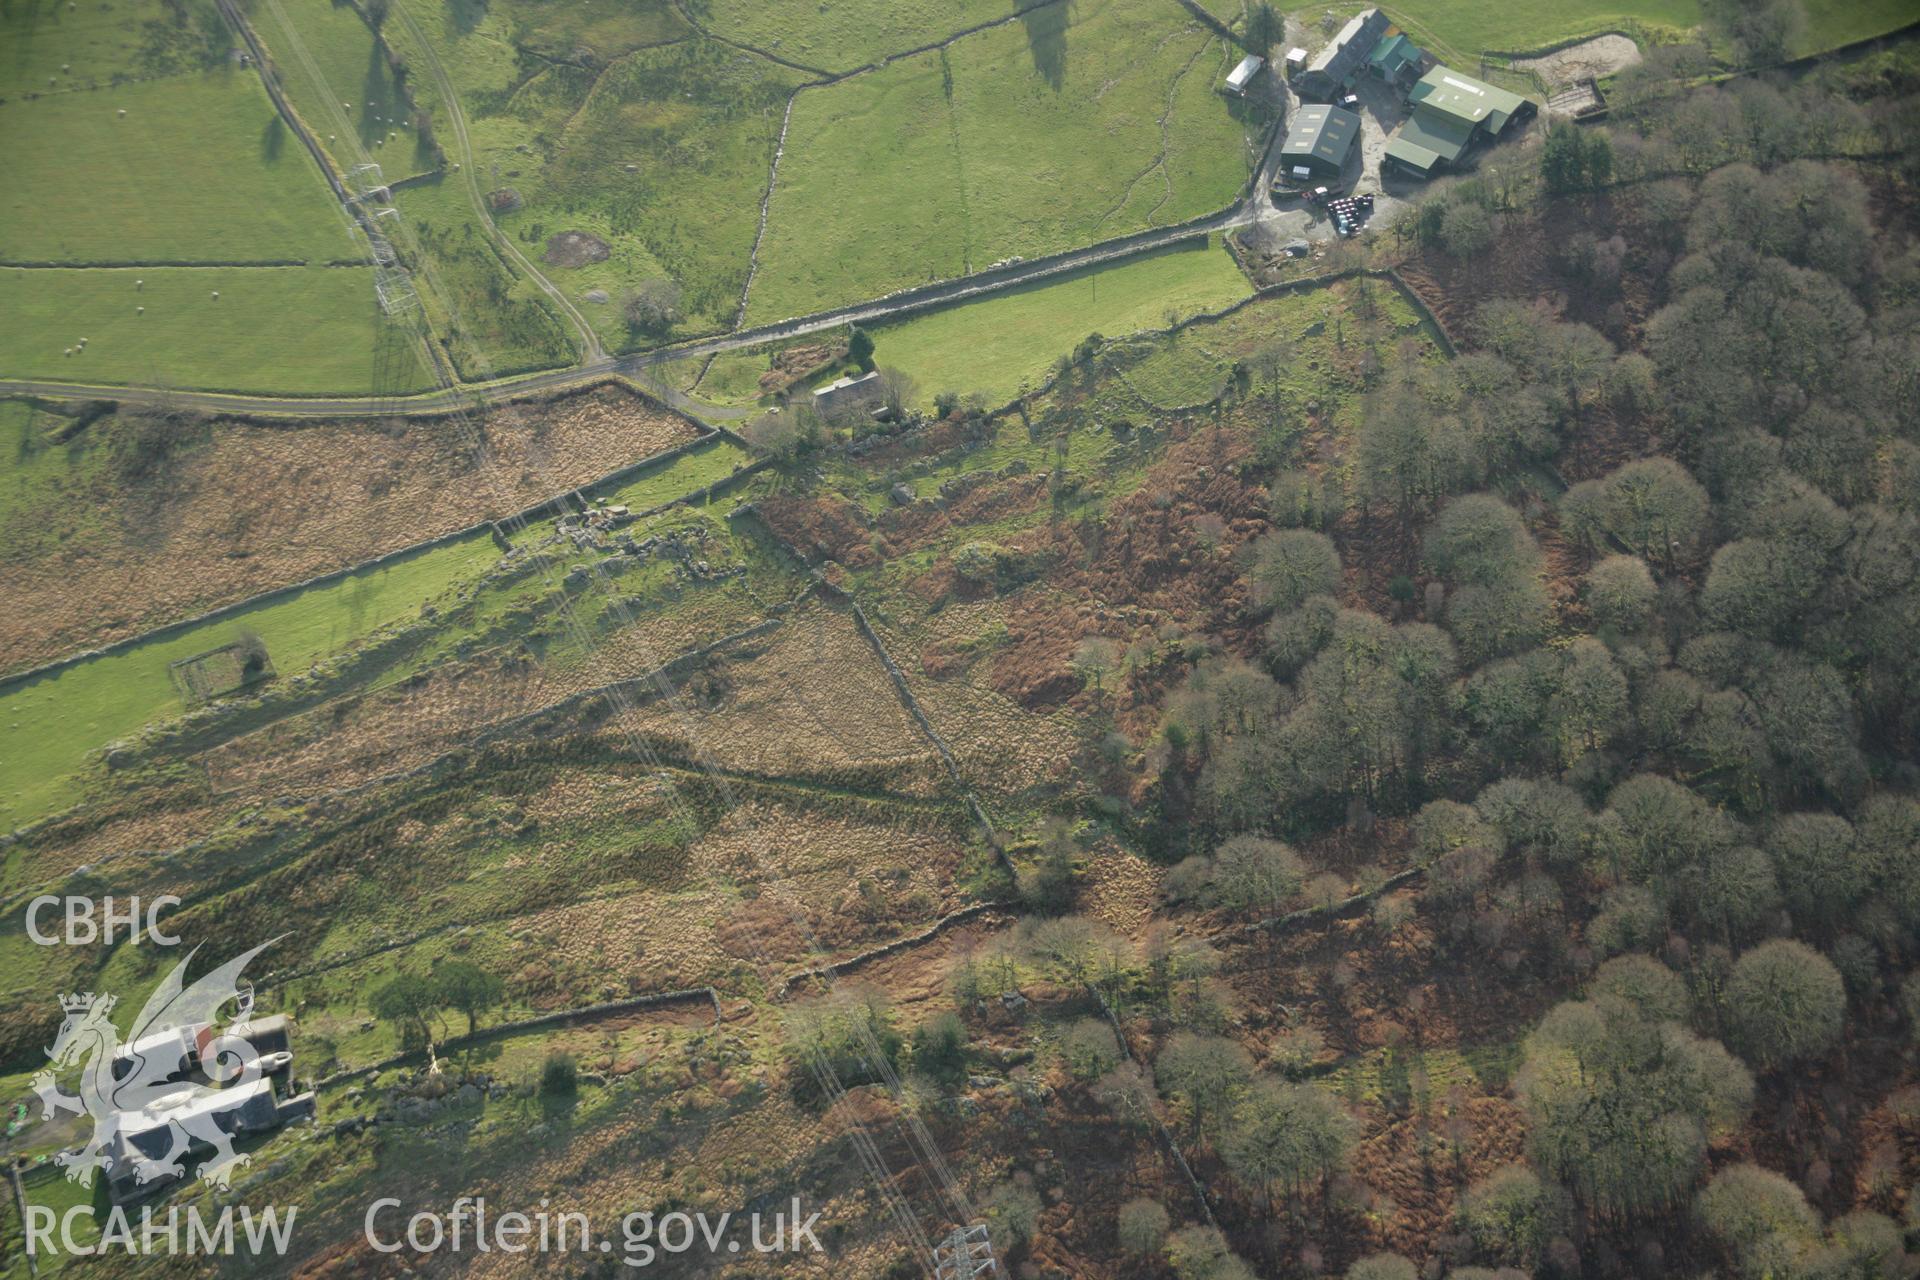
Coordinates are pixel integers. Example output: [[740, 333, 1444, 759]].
[[103, 1014, 313, 1205], [1296, 7, 1390, 100], [107, 1076, 315, 1204], [1279, 103, 1361, 178], [1383, 65, 1537, 179], [812, 370, 884, 419], [1228, 53, 1259, 95], [1224, 54, 1265, 96]]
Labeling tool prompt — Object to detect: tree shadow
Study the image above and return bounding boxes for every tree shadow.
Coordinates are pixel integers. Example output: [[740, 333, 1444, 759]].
[[261, 112, 286, 162], [460, 1039, 506, 1071], [1017, 0, 1069, 92], [447, 0, 486, 37], [360, 40, 394, 147], [537, 1086, 581, 1126]]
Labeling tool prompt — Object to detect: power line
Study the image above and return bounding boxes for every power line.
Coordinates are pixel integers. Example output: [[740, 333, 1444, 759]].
[[933, 1223, 998, 1280], [230, 2, 984, 1267]]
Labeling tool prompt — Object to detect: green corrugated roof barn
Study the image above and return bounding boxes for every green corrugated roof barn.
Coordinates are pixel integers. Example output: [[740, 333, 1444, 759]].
[[1280, 103, 1362, 177], [1368, 33, 1425, 82], [1384, 65, 1536, 178], [1407, 66, 1531, 133]]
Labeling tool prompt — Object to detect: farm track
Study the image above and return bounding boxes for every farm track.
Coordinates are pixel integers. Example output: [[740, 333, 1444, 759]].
[[3, 0, 1322, 431], [7, 0, 1296, 414], [0, 198, 1269, 416], [392, 0, 604, 363], [0, 259, 368, 269]]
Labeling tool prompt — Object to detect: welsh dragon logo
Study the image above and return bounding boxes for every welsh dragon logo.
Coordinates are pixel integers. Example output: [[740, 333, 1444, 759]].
[[31, 939, 285, 1193]]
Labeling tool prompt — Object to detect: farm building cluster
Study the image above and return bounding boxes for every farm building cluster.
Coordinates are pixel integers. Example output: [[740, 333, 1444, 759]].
[[1386, 68, 1536, 178], [1265, 7, 1536, 182]]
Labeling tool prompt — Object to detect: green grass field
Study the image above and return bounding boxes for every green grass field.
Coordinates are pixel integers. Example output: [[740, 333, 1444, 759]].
[[252, 0, 436, 180], [867, 238, 1252, 408], [1120, 274, 1440, 410], [505, 0, 690, 56], [1382, 0, 1910, 58], [684, 349, 772, 405], [0, 265, 431, 394], [1795, 0, 1917, 52], [744, 0, 1258, 324], [0, 0, 410, 394], [0, 73, 356, 264], [239, 0, 578, 379], [697, 0, 1020, 73], [380, 0, 798, 352], [0, 533, 500, 827], [1194, 0, 1250, 28], [596, 435, 755, 512], [1379, 0, 1695, 59], [0, 0, 232, 99]]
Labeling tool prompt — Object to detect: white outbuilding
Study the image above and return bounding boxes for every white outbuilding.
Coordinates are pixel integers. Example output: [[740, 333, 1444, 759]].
[[1224, 54, 1265, 96]]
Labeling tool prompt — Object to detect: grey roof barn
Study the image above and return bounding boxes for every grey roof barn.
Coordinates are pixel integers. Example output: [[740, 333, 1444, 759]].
[[812, 370, 884, 419], [1297, 7, 1390, 100]]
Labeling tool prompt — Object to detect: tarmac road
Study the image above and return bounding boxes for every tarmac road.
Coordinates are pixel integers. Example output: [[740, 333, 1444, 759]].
[[2, 47, 1316, 421], [0, 192, 1278, 419]]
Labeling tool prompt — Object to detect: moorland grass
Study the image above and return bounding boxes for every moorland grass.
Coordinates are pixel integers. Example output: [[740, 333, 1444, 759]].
[[0, 264, 430, 394], [865, 238, 1253, 408], [0, 73, 356, 265], [373, 180, 577, 382], [744, 0, 1257, 324], [403, 197, 565, 377], [0, 532, 500, 828], [0, 430, 769, 828], [517, 38, 800, 346]]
